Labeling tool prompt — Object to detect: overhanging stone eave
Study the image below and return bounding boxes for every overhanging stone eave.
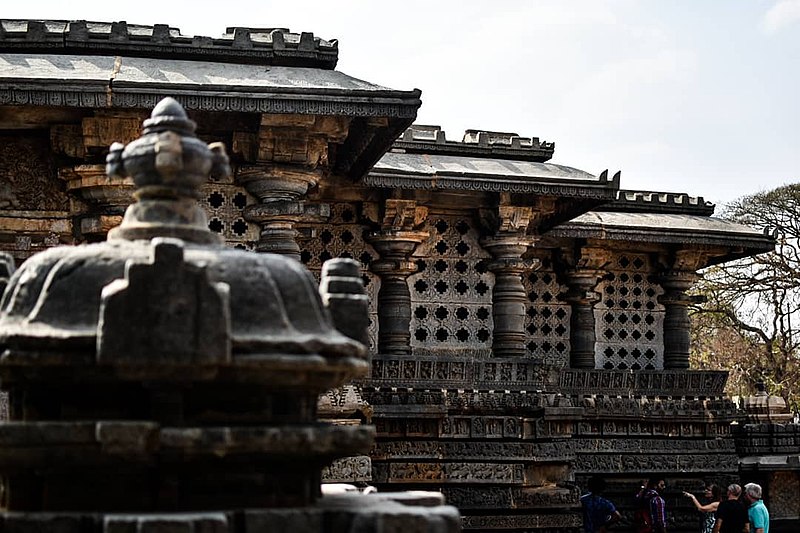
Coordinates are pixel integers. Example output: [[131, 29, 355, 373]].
[[362, 170, 618, 200], [0, 80, 422, 118], [546, 222, 775, 262]]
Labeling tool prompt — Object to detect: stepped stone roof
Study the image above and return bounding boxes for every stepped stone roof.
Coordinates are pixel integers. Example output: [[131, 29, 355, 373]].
[[370, 125, 618, 200], [548, 189, 775, 264], [0, 20, 339, 68]]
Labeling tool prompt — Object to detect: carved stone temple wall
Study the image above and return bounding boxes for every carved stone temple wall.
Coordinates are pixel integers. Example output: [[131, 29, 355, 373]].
[[0, 19, 795, 533]]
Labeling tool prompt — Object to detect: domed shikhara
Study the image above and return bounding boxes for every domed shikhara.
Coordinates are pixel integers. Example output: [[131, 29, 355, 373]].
[[0, 97, 372, 514]]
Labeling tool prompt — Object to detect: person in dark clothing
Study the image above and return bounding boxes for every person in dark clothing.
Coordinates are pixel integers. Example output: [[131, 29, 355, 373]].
[[635, 477, 667, 533], [713, 484, 748, 533], [580, 476, 621, 533]]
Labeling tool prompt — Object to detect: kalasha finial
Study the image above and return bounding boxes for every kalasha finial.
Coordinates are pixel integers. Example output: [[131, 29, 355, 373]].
[[105, 97, 231, 244]]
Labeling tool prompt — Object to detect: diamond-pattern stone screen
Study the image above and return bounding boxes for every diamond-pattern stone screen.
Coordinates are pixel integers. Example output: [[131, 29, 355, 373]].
[[199, 184, 258, 250], [595, 253, 664, 370], [523, 256, 570, 366], [409, 216, 493, 357]]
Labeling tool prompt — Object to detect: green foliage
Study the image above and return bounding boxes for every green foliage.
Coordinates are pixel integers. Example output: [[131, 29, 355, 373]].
[[691, 184, 800, 412]]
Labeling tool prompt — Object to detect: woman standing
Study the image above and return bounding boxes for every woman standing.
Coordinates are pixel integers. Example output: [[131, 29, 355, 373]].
[[683, 484, 723, 533]]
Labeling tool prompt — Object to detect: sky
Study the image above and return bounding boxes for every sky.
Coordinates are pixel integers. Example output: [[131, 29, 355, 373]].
[[4, 0, 799, 207]]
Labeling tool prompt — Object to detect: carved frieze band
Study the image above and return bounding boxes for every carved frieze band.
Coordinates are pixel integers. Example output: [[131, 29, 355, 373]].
[[0, 89, 419, 118], [461, 513, 582, 530], [558, 369, 728, 396], [442, 486, 580, 510], [365, 358, 729, 396], [579, 396, 738, 420], [372, 440, 575, 462], [363, 388, 549, 413], [321, 456, 372, 483], [372, 462, 524, 484], [373, 415, 730, 440], [574, 437, 735, 454], [734, 424, 800, 455], [366, 356, 553, 389], [374, 416, 575, 440], [575, 452, 740, 473]]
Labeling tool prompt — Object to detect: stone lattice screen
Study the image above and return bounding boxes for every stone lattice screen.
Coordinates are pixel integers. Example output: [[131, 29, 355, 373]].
[[408, 215, 494, 358], [298, 202, 381, 353], [199, 183, 259, 249], [522, 256, 571, 367], [594, 252, 664, 370]]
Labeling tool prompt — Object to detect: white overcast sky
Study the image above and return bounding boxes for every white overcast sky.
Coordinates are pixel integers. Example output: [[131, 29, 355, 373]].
[[4, 0, 799, 206]]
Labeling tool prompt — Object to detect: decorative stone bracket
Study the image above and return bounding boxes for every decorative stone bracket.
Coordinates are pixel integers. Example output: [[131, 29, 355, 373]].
[[234, 114, 351, 259]]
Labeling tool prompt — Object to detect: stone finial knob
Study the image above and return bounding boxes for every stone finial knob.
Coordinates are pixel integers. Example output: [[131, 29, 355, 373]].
[[105, 97, 231, 198], [106, 98, 231, 244]]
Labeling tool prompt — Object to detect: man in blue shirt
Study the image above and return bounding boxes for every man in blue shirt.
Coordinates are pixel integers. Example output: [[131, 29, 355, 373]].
[[744, 483, 769, 533], [581, 476, 621, 533]]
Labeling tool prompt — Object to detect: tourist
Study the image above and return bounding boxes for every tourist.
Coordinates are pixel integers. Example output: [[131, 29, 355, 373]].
[[712, 484, 748, 533], [580, 476, 621, 533], [743, 483, 769, 533], [634, 478, 668, 533], [682, 483, 722, 533]]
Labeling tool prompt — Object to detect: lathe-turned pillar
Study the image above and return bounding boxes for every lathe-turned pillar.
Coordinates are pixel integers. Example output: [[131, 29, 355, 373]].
[[367, 200, 428, 355], [658, 270, 697, 369], [560, 247, 610, 368], [234, 114, 350, 259], [481, 205, 538, 357], [657, 250, 708, 369]]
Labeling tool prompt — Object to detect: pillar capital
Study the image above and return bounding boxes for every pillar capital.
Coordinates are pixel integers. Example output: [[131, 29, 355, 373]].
[[231, 114, 351, 259]]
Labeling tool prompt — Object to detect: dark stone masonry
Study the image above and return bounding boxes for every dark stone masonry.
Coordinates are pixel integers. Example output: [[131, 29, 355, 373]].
[[0, 19, 797, 532]]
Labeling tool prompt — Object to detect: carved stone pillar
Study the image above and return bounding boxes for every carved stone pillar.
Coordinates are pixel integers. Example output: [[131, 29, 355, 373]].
[[657, 249, 709, 369], [561, 247, 609, 368], [234, 114, 350, 259], [657, 270, 697, 369], [238, 165, 320, 259], [481, 205, 539, 357], [562, 271, 602, 368], [367, 200, 428, 355]]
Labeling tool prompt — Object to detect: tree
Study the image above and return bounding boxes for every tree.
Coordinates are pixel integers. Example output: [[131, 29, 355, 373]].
[[690, 184, 800, 412]]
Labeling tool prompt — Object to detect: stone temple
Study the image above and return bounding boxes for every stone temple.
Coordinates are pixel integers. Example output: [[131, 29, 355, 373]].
[[0, 19, 797, 533]]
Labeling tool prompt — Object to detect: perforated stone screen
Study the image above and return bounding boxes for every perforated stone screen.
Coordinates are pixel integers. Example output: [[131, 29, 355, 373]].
[[298, 203, 380, 353], [409, 216, 493, 357], [523, 256, 570, 366], [595, 252, 664, 370], [199, 183, 258, 249]]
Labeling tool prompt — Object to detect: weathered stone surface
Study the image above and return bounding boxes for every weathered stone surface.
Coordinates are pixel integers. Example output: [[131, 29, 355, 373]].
[[0, 17, 791, 533], [0, 97, 460, 533]]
